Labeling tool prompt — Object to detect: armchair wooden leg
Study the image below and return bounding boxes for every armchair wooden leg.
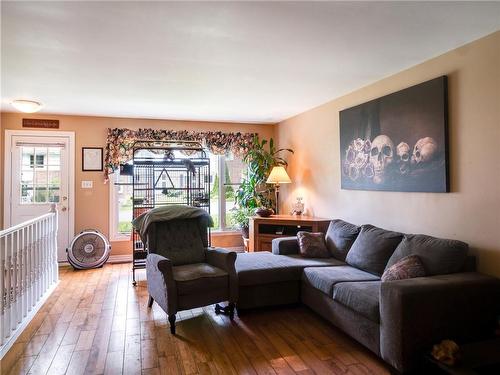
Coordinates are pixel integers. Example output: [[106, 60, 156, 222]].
[[228, 302, 235, 320], [147, 295, 154, 308], [168, 314, 176, 334]]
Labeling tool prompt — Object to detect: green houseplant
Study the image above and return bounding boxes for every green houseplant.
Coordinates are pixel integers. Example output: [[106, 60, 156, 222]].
[[233, 135, 293, 241]]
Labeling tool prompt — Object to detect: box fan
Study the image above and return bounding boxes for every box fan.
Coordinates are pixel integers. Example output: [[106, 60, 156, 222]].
[[67, 229, 111, 269]]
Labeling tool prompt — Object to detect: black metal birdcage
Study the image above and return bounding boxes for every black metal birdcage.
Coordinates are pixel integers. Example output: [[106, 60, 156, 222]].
[[124, 140, 210, 285]]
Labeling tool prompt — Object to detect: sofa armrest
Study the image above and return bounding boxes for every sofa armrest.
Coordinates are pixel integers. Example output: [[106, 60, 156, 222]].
[[380, 272, 500, 373], [206, 247, 238, 303], [272, 237, 299, 255], [146, 253, 177, 314]]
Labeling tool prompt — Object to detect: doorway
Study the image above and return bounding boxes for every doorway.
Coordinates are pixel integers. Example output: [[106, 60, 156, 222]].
[[4, 130, 75, 261]]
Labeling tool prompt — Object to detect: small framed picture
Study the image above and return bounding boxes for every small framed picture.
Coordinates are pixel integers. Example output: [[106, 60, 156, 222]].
[[82, 147, 103, 171]]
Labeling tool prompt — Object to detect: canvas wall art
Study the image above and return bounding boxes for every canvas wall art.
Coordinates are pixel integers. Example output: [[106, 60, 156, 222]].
[[340, 76, 449, 192]]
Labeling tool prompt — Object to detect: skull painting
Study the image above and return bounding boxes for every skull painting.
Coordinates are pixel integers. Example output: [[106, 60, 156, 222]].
[[370, 135, 394, 184], [412, 137, 438, 165], [396, 142, 411, 175]]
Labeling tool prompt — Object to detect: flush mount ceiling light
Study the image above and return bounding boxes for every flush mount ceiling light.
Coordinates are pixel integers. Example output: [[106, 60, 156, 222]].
[[11, 99, 44, 113]]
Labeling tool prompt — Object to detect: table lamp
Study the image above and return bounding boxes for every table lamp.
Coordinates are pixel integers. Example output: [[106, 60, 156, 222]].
[[266, 166, 291, 214]]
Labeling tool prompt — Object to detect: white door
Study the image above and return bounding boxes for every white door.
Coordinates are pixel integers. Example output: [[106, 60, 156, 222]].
[[7, 133, 74, 261]]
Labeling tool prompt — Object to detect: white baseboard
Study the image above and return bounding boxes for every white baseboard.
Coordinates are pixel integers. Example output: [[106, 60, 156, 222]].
[[108, 255, 132, 263]]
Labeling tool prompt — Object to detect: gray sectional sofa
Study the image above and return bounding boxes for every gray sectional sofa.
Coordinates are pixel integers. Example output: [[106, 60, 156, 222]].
[[234, 219, 500, 374]]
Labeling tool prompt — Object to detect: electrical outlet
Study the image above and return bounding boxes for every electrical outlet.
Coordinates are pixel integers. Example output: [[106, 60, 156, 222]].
[[81, 180, 93, 189]]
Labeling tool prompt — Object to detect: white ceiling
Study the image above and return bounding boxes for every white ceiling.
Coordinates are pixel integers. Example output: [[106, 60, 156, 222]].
[[2, 1, 499, 123]]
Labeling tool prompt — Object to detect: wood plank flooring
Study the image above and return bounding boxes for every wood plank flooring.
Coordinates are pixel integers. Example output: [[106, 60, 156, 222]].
[[2, 263, 391, 375]]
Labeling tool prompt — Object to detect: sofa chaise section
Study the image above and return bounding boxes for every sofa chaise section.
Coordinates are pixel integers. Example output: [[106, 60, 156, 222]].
[[235, 251, 344, 309]]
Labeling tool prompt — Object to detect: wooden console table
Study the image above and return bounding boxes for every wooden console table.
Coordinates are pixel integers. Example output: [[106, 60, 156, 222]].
[[248, 215, 331, 252]]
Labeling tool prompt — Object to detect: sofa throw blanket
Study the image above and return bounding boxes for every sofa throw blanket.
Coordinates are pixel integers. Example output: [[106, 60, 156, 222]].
[[132, 205, 214, 242]]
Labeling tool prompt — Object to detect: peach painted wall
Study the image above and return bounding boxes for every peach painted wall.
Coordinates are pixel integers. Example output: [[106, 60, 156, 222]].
[[0, 113, 275, 254], [277, 31, 500, 277]]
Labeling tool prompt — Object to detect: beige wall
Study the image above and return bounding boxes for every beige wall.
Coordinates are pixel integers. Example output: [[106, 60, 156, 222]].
[[1, 113, 275, 254], [277, 31, 500, 277]]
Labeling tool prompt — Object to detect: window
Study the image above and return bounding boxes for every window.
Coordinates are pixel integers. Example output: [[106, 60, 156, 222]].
[[209, 153, 246, 231], [109, 151, 246, 240], [20, 146, 61, 204]]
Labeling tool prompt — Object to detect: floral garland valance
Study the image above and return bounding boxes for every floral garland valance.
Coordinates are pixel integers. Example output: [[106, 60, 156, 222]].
[[104, 127, 255, 180]]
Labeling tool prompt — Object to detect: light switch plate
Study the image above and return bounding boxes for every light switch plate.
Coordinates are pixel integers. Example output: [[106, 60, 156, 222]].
[[81, 180, 93, 189]]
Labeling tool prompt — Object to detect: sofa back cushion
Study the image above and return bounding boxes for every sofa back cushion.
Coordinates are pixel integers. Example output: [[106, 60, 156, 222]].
[[325, 219, 361, 260], [385, 234, 469, 276], [346, 224, 403, 276]]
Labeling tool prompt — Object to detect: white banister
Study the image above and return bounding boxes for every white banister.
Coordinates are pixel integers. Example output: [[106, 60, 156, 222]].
[[0, 204, 59, 359]]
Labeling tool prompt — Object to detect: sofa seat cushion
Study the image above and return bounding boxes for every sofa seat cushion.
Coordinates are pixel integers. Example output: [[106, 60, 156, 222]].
[[333, 281, 381, 323], [302, 266, 380, 296], [325, 219, 361, 260], [173, 263, 228, 295], [346, 224, 403, 276], [236, 252, 344, 286], [385, 234, 469, 276]]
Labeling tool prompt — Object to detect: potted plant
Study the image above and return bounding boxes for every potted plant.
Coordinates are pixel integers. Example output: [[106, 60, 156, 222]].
[[231, 206, 254, 241], [236, 135, 293, 214]]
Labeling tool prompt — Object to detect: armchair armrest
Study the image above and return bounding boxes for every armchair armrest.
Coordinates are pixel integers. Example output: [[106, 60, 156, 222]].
[[146, 253, 177, 314], [206, 247, 238, 303], [380, 272, 500, 373], [272, 236, 299, 255]]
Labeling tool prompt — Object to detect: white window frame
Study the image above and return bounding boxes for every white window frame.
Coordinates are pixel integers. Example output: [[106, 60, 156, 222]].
[[108, 153, 242, 240], [109, 173, 131, 241]]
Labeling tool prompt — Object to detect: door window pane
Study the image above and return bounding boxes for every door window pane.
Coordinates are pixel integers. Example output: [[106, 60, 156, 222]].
[[34, 148, 47, 168], [48, 148, 61, 165], [34, 186, 48, 203], [21, 184, 34, 203], [48, 186, 60, 203], [21, 170, 34, 184], [22, 147, 34, 166], [20, 146, 63, 205]]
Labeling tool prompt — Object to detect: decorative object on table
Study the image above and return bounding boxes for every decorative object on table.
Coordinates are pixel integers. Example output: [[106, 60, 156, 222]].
[[82, 147, 104, 171], [340, 76, 449, 192], [291, 197, 305, 215], [66, 229, 111, 269], [255, 207, 274, 217], [236, 135, 293, 214], [431, 340, 461, 366], [266, 166, 291, 214], [297, 231, 330, 258]]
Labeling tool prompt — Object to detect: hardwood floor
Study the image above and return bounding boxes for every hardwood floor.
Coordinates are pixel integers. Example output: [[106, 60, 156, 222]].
[[2, 263, 391, 375]]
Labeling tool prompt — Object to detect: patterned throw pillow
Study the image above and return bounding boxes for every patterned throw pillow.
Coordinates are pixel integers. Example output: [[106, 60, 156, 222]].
[[297, 231, 330, 258], [381, 255, 426, 282]]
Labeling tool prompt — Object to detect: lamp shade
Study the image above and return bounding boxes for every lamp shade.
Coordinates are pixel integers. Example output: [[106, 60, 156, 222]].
[[266, 166, 291, 184]]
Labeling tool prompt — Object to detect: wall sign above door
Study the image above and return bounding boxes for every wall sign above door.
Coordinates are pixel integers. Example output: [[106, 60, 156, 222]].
[[22, 118, 60, 129]]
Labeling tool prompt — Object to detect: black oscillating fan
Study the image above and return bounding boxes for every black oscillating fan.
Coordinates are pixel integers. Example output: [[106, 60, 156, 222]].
[[67, 229, 111, 269]]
